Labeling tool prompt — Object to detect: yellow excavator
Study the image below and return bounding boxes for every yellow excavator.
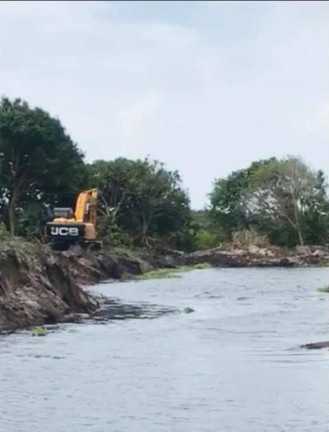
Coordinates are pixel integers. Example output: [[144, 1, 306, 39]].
[[45, 189, 102, 251]]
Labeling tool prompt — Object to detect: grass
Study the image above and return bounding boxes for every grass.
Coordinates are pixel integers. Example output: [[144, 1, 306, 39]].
[[31, 326, 47, 336], [137, 262, 211, 280], [192, 262, 212, 270], [317, 286, 329, 293], [0, 237, 47, 269], [137, 268, 184, 279]]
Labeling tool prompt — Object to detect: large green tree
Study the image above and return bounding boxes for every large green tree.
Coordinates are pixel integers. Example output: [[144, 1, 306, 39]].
[[0, 98, 85, 235], [209, 158, 277, 239], [88, 157, 193, 250], [87, 158, 141, 232], [244, 157, 325, 246], [210, 156, 329, 246]]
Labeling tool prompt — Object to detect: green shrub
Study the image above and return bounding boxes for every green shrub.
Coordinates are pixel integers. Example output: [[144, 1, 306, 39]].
[[195, 229, 219, 250]]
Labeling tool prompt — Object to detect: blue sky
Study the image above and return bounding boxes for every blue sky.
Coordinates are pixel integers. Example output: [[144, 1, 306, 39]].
[[0, 1, 328, 208]]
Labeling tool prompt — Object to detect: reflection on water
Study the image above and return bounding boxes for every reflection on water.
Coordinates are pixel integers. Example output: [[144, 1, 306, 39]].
[[0, 267, 328, 432], [92, 297, 178, 322]]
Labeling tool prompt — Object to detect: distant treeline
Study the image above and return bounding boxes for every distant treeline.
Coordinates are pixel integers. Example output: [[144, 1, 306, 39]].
[[0, 97, 328, 250]]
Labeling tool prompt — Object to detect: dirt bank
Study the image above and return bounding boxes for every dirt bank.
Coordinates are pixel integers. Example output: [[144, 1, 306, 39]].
[[182, 244, 329, 267], [0, 241, 172, 333], [1, 241, 328, 332]]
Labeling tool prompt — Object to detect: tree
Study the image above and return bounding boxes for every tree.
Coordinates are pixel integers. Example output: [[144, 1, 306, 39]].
[[0, 98, 85, 235], [126, 159, 189, 246], [244, 157, 320, 245], [209, 156, 329, 247], [209, 158, 277, 240], [87, 158, 142, 234], [88, 157, 193, 250]]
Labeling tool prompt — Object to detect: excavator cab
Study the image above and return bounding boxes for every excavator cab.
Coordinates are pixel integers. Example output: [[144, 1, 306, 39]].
[[45, 189, 102, 251], [53, 208, 74, 219]]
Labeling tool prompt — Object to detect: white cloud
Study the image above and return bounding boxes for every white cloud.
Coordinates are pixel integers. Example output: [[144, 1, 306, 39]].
[[0, 1, 328, 208]]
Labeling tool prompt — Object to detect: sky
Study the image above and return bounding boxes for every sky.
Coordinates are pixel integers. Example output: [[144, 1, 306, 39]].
[[0, 1, 328, 209]]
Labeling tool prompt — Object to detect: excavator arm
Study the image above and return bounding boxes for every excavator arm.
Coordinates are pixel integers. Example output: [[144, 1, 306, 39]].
[[74, 188, 98, 224]]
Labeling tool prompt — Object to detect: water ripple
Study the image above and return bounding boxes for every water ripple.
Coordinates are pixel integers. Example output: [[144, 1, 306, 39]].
[[1, 267, 329, 432]]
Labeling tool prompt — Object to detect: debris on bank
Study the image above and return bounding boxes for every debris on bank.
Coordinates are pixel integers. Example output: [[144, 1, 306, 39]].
[[182, 244, 329, 268]]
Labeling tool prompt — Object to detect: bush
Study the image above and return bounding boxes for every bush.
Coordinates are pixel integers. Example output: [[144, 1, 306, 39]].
[[100, 223, 133, 249], [195, 229, 220, 250]]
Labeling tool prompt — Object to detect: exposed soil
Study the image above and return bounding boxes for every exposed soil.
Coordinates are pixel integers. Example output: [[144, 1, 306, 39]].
[[0, 242, 161, 332], [1, 241, 328, 333]]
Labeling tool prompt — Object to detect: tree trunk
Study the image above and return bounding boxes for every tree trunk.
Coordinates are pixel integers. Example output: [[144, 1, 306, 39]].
[[292, 200, 304, 246], [8, 196, 17, 236], [140, 215, 149, 246], [296, 225, 304, 246]]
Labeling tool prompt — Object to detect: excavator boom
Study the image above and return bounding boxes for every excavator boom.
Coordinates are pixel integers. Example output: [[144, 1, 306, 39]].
[[74, 189, 98, 223]]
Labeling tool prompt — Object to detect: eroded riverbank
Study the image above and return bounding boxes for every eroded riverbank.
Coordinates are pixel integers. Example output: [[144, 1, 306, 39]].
[[0, 242, 144, 332], [1, 240, 328, 332]]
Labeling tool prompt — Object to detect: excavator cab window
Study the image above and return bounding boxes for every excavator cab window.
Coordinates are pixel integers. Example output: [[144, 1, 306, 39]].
[[53, 208, 74, 219]]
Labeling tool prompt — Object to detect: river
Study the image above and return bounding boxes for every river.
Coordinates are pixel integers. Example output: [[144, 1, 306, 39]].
[[1, 267, 328, 431]]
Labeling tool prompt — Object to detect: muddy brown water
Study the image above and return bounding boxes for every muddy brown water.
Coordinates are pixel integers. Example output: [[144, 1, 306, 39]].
[[1, 267, 328, 432]]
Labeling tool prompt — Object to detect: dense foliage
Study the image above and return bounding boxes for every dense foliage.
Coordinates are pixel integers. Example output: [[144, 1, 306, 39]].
[[0, 98, 85, 235], [0, 98, 195, 250], [208, 157, 329, 247], [87, 158, 195, 250], [0, 97, 328, 250]]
